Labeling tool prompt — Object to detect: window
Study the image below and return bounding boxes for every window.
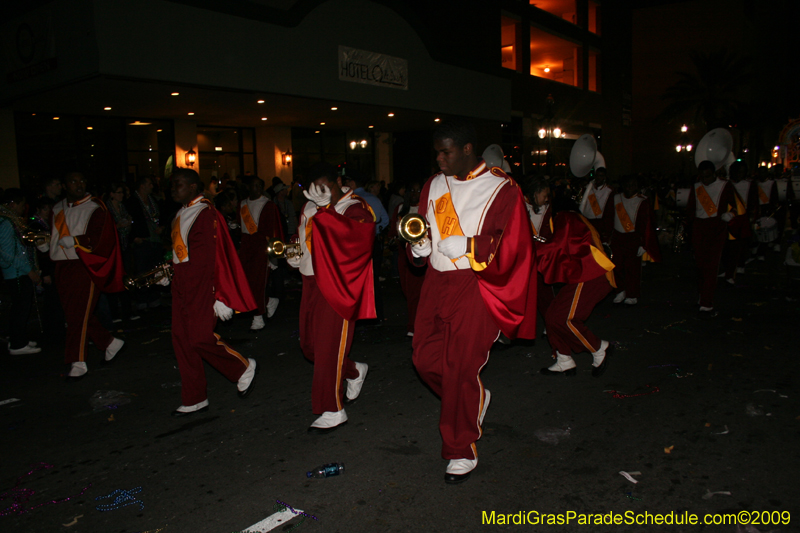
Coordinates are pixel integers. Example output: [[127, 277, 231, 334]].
[[529, 0, 577, 26], [501, 16, 521, 71], [588, 49, 601, 93], [530, 26, 582, 88], [588, 0, 601, 35], [126, 120, 174, 181], [196, 126, 255, 186]]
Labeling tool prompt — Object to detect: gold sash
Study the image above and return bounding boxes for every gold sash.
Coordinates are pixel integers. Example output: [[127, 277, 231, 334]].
[[241, 204, 258, 234], [758, 185, 769, 204], [434, 192, 465, 239], [172, 217, 187, 262], [54, 210, 70, 238], [615, 202, 635, 232], [696, 186, 718, 216], [587, 194, 602, 216]]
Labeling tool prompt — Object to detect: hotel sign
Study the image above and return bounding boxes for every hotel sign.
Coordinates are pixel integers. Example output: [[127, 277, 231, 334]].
[[339, 46, 408, 90]]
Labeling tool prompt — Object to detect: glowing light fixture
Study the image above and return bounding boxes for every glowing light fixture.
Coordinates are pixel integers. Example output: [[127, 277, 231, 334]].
[[331, 107, 338, 111], [676, 145, 683, 152], [261, 117, 267, 121], [171, 92, 180, 96], [552, 127, 562, 138], [681, 125, 688, 132], [368, 125, 374, 129], [187, 112, 194, 116], [434, 118, 440, 122], [87, 127, 93, 130], [185, 149, 196, 166], [686, 144, 693, 151], [360, 140, 367, 148], [388, 113, 394, 117], [53, 117, 59, 120], [544, 66, 551, 73], [104, 107, 112, 111], [320, 122, 326, 125], [538, 128, 546, 139], [350, 141, 357, 150], [282, 151, 293, 166], [257, 100, 265, 104]]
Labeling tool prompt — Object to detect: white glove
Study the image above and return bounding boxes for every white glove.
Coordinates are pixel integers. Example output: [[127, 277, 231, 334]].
[[36, 243, 50, 253], [721, 212, 734, 222], [410, 239, 432, 258], [269, 258, 279, 271], [156, 275, 171, 287], [213, 300, 234, 321], [437, 235, 468, 260], [637, 246, 646, 257], [58, 236, 75, 249], [286, 254, 301, 269], [303, 183, 332, 207]]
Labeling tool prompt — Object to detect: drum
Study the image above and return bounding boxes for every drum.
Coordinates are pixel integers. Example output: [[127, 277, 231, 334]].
[[754, 217, 778, 243], [675, 188, 690, 208]]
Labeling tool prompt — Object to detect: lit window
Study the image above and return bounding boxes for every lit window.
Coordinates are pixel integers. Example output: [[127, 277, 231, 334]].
[[501, 16, 520, 71], [530, 25, 582, 88], [588, 0, 601, 35], [530, 0, 577, 26], [588, 49, 601, 93]]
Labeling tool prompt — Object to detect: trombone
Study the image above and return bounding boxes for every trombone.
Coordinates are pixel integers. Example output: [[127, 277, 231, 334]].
[[124, 263, 173, 290], [397, 213, 430, 245], [266, 238, 303, 259]]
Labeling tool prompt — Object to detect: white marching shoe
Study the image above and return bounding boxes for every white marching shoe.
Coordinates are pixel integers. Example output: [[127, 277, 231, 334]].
[[613, 291, 626, 304], [172, 399, 209, 417], [345, 362, 369, 403], [250, 315, 265, 330], [445, 458, 478, 484], [105, 338, 125, 362], [308, 409, 348, 434], [266, 298, 280, 318], [540, 353, 577, 376], [623, 297, 638, 305]]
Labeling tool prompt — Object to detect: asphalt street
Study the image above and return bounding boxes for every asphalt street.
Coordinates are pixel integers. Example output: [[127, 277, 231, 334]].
[[1, 246, 799, 533]]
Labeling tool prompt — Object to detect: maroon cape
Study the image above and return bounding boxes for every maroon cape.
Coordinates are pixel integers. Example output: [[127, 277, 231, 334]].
[[311, 208, 376, 321], [76, 199, 125, 293], [474, 184, 538, 340], [208, 204, 257, 313], [537, 212, 616, 286]]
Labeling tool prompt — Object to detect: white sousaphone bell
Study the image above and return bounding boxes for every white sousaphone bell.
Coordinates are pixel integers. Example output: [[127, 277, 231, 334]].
[[569, 134, 605, 178], [694, 128, 733, 170]]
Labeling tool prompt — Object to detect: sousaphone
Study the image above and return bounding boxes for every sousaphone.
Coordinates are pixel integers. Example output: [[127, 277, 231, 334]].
[[569, 134, 598, 178], [695, 128, 733, 169]]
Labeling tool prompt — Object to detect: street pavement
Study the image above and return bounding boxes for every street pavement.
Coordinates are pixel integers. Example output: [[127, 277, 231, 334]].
[[1, 246, 798, 533]]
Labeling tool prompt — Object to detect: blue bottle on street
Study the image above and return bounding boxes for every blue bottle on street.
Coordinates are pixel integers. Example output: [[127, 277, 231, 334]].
[[306, 463, 345, 478]]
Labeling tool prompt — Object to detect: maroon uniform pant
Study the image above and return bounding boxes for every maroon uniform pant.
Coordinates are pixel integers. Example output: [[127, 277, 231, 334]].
[[172, 262, 249, 406], [397, 248, 425, 334], [692, 218, 726, 308], [545, 275, 611, 356], [412, 269, 498, 461], [56, 260, 113, 364], [239, 234, 270, 315], [537, 273, 555, 328], [610, 231, 642, 298], [299, 275, 359, 414]]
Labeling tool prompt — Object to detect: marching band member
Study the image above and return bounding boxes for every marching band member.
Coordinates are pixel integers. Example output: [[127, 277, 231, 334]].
[[722, 161, 757, 281], [610, 175, 661, 306], [538, 210, 616, 377], [238, 177, 284, 330], [410, 120, 536, 484], [388, 183, 426, 337], [287, 162, 376, 434], [686, 161, 738, 317], [755, 167, 779, 260], [165, 169, 258, 416], [50, 172, 125, 379], [579, 167, 615, 243], [523, 176, 555, 325]]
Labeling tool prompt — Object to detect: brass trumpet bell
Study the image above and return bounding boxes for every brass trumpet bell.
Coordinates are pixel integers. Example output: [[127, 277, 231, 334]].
[[266, 238, 302, 259], [397, 213, 429, 245], [124, 262, 173, 290], [22, 230, 50, 246]]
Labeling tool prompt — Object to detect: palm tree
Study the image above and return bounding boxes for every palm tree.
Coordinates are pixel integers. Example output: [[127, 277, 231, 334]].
[[660, 50, 753, 130]]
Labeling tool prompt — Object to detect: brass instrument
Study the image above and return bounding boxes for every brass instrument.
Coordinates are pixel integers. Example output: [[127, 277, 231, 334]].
[[22, 230, 50, 246], [124, 262, 173, 290], [397, 213, 429, 245], [266, 238, 303, 259]]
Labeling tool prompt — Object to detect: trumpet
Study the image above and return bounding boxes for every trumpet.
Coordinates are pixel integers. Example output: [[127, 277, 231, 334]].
[[397, 213, 430, 245], [22, 230, 50, 246], [124, 263, 173, 290], [266, 238, 303, 259]]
